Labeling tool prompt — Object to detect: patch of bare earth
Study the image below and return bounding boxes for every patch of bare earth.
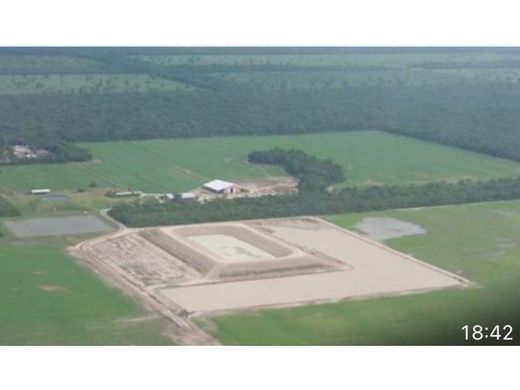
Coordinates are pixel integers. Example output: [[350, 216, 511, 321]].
[[354, 217, 426, 241], [39, 285, 68, 292]]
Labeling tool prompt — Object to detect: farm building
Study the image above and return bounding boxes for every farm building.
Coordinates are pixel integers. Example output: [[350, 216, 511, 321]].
[[30, 189, 51, 195], [114, 191, 142, 198], [203, 180, 244, 194], [179, 192, 196, 200]]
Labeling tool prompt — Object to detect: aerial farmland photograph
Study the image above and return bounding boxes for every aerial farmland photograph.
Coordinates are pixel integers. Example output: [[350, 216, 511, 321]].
[[1, 46, 520, 347]]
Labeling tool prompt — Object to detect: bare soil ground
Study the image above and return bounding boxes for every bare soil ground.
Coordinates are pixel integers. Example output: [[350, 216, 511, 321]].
[[233, 176, 298, 196], [70, 217, 469, 344], [191, 176, 298, 203]]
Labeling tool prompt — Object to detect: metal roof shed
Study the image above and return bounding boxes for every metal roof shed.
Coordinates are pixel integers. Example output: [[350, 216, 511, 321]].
[[203, 179, 237, 192]]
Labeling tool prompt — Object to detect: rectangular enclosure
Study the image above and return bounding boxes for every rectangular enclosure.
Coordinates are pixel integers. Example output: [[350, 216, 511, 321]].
[[160, 218, 467, 312]]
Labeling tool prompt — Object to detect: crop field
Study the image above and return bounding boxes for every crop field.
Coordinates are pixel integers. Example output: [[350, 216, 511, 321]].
[[0, 241, 175, 345], [202, 200, 520, 345], [0, 73, 193, 95], [0, 131, 518, 193]]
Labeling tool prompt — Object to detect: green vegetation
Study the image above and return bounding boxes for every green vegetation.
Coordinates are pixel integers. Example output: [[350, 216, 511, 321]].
[[1, 48, 520, 163], [0, 196, 20, 218], [2, 48, 520, 345], [248, 148, 344, 192], [0, 131, 517, 192], [0, 140, 92, 165], [109, 176, 520, 226], [136, 50, 506, 67], [0, 74, 192, 95], [0, 241, 174, 345], [0, 55, 107, 75], [201, 201, 520, 345]]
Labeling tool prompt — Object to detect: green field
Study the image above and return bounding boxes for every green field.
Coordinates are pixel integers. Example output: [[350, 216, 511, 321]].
[[0, 240, 174, 345], [0, 73, 193, 95], [1, 131, 519, 193], [201, 201, 520, 345]]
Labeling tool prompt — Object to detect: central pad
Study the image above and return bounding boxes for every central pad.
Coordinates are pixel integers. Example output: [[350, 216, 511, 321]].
[[138, 222, 342, 280], [188, 234, 276, 263]]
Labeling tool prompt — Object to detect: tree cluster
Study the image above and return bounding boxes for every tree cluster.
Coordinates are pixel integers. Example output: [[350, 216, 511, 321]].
[[109, 176, 520, 227], [0, 138, 91, 165], [248, 149, 344, 192]]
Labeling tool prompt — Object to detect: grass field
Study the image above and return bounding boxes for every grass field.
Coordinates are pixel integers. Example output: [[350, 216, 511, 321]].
[[201, 201, 520, 345], [1, 131, 519, 193], [0, 74, 192, 95], [0, 240, 174, 345]]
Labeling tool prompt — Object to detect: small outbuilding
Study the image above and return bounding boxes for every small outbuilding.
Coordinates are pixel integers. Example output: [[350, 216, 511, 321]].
[[179, 192, 196, 200], [30, 189, 51, 195], [203, 179, 242, 194]]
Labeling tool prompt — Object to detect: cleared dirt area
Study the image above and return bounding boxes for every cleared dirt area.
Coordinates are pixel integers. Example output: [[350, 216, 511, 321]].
[[233, 176, 298, 196], [162, 218, 466, 312], [4, 215, 113, 237], [70, 217, 468, 344]]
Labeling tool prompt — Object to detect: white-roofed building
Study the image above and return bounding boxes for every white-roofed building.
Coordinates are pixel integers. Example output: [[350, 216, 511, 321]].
[[30, 189, 51, 195], [203, 179, 243, 194], [179, 192, 196, 199]]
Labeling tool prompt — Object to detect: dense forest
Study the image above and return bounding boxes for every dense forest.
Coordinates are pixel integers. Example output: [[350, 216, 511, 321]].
[[1, 48, 520, 163], [248, 149, 344, 192], [109, 177, 520, 226]]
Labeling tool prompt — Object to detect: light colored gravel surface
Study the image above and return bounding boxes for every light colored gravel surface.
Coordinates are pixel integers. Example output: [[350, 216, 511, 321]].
[[161, 218, 464, 312], [354, 217, 426, 241]]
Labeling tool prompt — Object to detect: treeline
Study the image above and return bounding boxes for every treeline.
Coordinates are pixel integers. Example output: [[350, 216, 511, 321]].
[[248, 149, 344, 192], [33, 141, 92, 164], [410, 59, 520, 69], [109, 177, 520, 227], [169, 63, 391, 73], [0, 196, 20, 218], [71, 49, 229, 90]]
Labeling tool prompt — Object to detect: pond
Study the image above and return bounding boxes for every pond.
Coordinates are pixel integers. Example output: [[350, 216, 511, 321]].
[[4, 215, 112, 237]]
